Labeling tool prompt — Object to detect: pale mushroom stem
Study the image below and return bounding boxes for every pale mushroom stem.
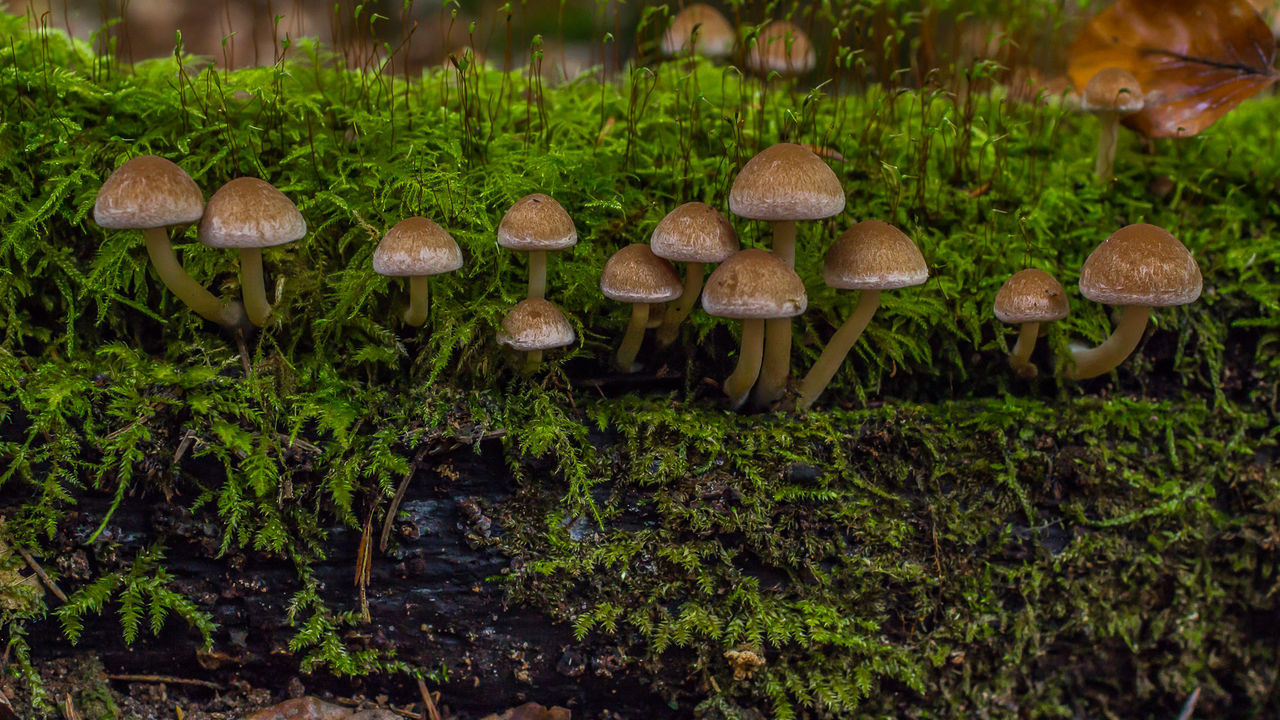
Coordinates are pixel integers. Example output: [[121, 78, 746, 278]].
[[656, 261, 705, 346], [771, 220, 797, 267], [1067, 304, 1151, 380], [403, 275, 429, 327], [796, 289, 880, 410], [142, 227, 238, 327], [723, 318, 765, 409], [1008, 322, 1040, 378], [615, 303, 650, 373], [751, 317, 793, 408], [755, 219, 799, 406], [524, 349, 544, 372], [528, 250, 547, 300], [1096, 111, 1120, 182], [646, 304, 665, 329], [239, 247, 273, 327]]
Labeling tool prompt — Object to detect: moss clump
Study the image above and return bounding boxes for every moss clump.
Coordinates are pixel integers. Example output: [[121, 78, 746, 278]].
[[1, 7, 1278, 718]]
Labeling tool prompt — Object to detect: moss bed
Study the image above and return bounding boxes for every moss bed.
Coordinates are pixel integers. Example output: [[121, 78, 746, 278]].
[[1, 9, 1279, 719]]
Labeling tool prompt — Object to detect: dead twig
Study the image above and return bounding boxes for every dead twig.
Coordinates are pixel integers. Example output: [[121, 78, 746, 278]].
[[380, 446, 431, 552], [417, 677, 442, 720], [1176, 687, 1201, 720], [60, 694, 81, 720], [105, 674, 223, 690], [355, 503, 375, 623], [16, 545, 67, 603]]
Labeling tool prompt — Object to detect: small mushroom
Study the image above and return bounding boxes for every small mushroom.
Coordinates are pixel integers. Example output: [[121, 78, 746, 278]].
[[993, 269, 1069, 378], [702, 249, 807, 410], [1067, 223, 1201, 380], [372, 217, 463, 327], [199, 177, 306, 327], [747, 20, 815, 78], [796, 220, 928, 410], [730, 143, 845, 406], [496, 194, 577, 301], [649, 202, 740, 346], [94, 156, 243, 327], [600, 244, 682, 372], [1081, 68, 1144, 183], [663, 4, 735, 59], [498, 298, 575, 371]]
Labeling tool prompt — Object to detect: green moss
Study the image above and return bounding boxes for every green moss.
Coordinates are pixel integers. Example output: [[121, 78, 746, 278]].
[[1, 6, 1278, 718]]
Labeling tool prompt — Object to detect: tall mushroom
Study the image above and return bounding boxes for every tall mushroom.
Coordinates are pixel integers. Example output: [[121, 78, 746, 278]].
[[702, 249, 807, 410], [747, 20, 816, 78], [1067, 223, 1201, 380], [600, 244, 683, 372], [730, 142, 845, 406], [498, 298, 576, 371], [372, 217, 464, 327], [199, 177, 306, 327], [796, 220, 928, 410], [1081, 68, 1144, 183], [993, 268, 1069, 379], [94, 155, 243, 327], [497, 193, 577, 301], [663, 4, 735, 59], [650, 202, 740, 347]]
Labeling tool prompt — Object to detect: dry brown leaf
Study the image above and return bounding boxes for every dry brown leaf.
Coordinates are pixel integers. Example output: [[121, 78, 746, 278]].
[[1068, 0, 1278, 137]]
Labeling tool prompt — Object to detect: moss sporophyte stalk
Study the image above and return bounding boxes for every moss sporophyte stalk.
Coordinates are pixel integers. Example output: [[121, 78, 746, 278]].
[[5, 3, 1280, 718]]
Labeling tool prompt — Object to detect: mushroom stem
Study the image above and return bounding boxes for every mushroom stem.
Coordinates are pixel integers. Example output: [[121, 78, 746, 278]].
[[1095, 111, 1120, 182], [1066, 304, 1150, 380], [528, 250, 547, 300], [723, 318, 765, 409], [796, 289, 880, 410], [524, 349, 544, 372], [615, 303, 650, 372], [646, 304, 665, 329], [403, 275, 430, 327], [142, 227, 237, 326], [751, 317, 793, 408], [754, 219, 799, 405], [1008, 321, 1040, 378], [771, 220, 797, 267], [239, 247, 273, 327], [656, 261, 705, 346]]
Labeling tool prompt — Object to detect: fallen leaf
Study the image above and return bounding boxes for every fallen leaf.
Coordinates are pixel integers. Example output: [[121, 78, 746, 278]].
[[1068, 0, 1278, 137]]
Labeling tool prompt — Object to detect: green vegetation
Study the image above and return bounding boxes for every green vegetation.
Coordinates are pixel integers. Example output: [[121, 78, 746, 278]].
[[1, 5, 1278, 718]]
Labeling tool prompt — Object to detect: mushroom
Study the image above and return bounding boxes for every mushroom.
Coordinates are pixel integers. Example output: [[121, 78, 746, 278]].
[[649, 202, 740, 346], [372, 217, 464, 327], [993, 268, 1069, 379], [496, 193, 577, 301], [663, 3, 735, 59], [729, 142, 845, 406], [600, 244, 683, 372], [498, 297, 576, 371], [1081, 68, 1144, 183], [1067, 223, 1201, 380], [702, 249, 807, 410], [93, 155, 243, 327], [795, 220, 928, 410], [199, 177, 306, 327], [747, 20, 815, 78]]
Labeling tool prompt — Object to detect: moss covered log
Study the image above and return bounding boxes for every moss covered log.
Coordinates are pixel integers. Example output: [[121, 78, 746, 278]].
[[1, 9, 1279, 719]]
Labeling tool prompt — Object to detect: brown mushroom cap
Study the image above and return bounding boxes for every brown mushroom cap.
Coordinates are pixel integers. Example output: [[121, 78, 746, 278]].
[[1081, 68, 1144, 115], [94, 155, 204, 230], [994, 268, 1070, 324], [601, 244, 683, 304], [823, 220, 928, 290], [198, 177, 306, 249], [747, 20, 815, 77], [729, 143, 845, 222], [496, 193, 577, 251], [701, 248, 807, 319], [663, 3, 735, 58], [498, 298, 575, 351], [649, 202, 740, 263], [372, 217, 463, 277], [1079, 223, 1202, 306]]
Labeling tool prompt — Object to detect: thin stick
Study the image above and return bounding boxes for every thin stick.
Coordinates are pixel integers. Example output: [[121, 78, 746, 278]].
[[417, 677, 442, 720], [16, 545, 67, 603], [105, 674, 222, 689]]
